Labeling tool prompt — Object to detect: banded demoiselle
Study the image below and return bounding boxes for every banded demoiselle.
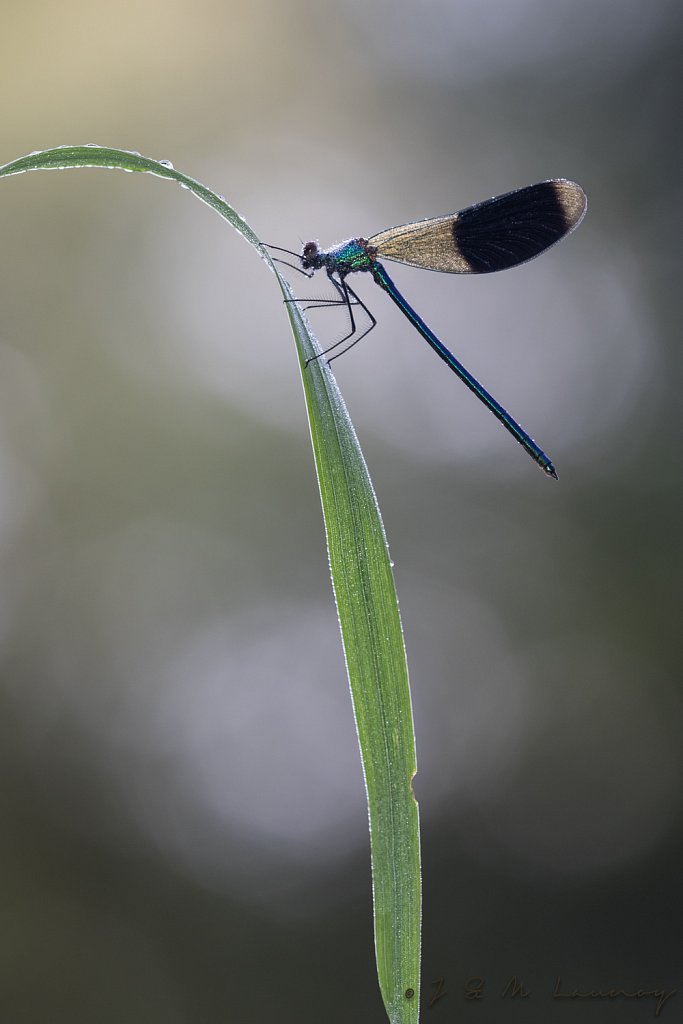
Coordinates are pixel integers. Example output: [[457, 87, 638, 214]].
[[273, 179, 586, 479]]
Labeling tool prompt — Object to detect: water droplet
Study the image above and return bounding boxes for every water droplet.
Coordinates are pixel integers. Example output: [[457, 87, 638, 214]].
[[158, 159, 174, 169]]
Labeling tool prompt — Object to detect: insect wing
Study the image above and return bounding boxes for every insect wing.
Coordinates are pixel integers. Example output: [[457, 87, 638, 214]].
[[369, 179, 586, 274]]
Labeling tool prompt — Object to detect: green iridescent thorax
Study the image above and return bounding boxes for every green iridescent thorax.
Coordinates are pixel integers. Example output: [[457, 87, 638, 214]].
[[327, 237, 375, 272]]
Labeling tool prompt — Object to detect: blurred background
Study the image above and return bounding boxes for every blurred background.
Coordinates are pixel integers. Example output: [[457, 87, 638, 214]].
[[0, 1, 681, 1020]]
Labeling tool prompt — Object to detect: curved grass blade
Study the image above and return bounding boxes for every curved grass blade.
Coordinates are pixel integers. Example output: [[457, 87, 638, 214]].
[[0, 146, 421, 1023], [0, 144, 265, 255], [283, 293, 421, 1024]]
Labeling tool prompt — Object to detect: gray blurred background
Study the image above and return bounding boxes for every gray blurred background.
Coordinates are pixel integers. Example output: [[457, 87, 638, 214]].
[[0, 1, 681, 1021]]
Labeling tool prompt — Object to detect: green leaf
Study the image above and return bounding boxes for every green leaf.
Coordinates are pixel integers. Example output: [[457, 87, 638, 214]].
[[284, 287, 421, 1024], [0, 146, 421, 1023]]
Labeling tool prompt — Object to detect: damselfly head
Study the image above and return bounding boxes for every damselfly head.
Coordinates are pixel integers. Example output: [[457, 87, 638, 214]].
[[301, 240, 321, 269]]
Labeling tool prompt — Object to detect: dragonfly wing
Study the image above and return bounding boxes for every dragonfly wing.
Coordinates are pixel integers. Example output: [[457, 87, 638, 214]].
[[370, 179, 586, 274]]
